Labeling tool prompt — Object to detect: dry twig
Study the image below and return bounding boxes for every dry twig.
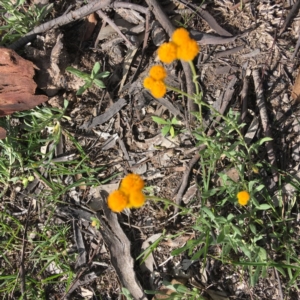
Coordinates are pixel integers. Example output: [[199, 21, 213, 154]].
[[252, 69, 278, 182], [18, 202, 32, 300], [9, 0, 113, 50], [240, 70, 250, 132], [96, 9, 134, 47], [279, 0, 300, 36]]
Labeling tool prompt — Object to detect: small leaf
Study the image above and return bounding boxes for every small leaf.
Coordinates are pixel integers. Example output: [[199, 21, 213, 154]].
[[152, 116, 169, 125], [93, 79, 106, 89], [256, 204, 272, 210], [257, 137, 273, 145], [171, 117, 179, 125], [217, 229, 226, 243], [96, 71, 110, 79], [91, 62, 101, 78], [76, 82, 92, 95], [161, 125, 170, 136], [66, 67, 90, 80], [170, 126, 175, 138]]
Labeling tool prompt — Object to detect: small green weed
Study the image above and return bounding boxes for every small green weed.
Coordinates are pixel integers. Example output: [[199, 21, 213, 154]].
[[0, 0, 52, 45], [0, 99, 108, 297], [152, 116, 181, 138], [66, 62, 110, 95], [140, 27, 300, 297], [146, 280, 205, 300]]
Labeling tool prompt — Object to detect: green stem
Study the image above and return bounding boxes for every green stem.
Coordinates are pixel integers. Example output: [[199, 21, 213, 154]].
[[166, 84, 249, 152], [188, 60, 200, 96]]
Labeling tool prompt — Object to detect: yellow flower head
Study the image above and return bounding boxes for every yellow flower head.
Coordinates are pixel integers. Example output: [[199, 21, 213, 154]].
[[237, 190, 250, 206], [128, 190, 145, 208], [176, 39, 199, 61], [150, 80, 166, 98], [157, 42, 178, 64], [149, 65, 167, 81], [120, 173, 144, 192], [107, 190, 128, 212], [172, 28, 191, 46], [143, 76, 155, 90]]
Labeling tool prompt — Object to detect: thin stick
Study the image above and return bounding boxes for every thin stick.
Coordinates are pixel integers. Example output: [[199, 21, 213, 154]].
[[174, 151, 201, 214], [9, 0, 113, 50], [252, 69, 278, 182], [240, 70, 250, 133], [274, 267, 284, 300], [96, 9, 134, 48], [279, 0, 300, 36], [19, 202, 32, 300], [112, 2, 148, 14]]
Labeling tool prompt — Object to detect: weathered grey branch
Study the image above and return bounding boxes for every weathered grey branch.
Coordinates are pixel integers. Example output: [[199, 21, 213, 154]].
[[8, 0, 113, 50], [97, 191, 147, 300], [252, 69, 278, 182]]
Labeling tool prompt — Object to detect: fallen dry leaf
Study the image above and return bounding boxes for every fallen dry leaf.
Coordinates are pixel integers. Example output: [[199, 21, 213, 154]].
[[292, 66, 300, 101]]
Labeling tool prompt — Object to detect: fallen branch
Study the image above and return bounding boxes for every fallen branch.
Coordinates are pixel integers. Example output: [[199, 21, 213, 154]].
[[252, 69, 278, 182], [97, 191, 147, 300], [9, 0, 113, 50]]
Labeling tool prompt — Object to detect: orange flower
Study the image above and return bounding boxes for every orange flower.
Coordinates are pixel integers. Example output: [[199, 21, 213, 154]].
[[157, 42, 178, 64], [143, 76, 155, 90], [149, 65, 167, 81], [107, 190, 128, 212], [172, 28, 191, 46], [150, 80, 166, 98], [237, 191, 250, 206], [128, 190, 145, 208], [120, 174, 144, 192], [176, 39, 199, 61]]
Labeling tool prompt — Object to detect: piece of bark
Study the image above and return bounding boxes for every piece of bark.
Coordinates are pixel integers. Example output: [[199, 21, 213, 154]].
[[292, 66, 300, 101], [82, 13, 98, 41], [73, 220, 87, 270], [96, 190, 147, 300], [0, 48, 48, 138], [80, 98, 127, 130], [0, 48, 48, 116], [0, 128, 7, 139]]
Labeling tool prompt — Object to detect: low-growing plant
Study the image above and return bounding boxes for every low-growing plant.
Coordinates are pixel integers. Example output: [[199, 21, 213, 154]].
[[152, 116, 181, 138], [138, 27, 300, 296], [66, 62, 110, 95], [0, 0, 53, 45]]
